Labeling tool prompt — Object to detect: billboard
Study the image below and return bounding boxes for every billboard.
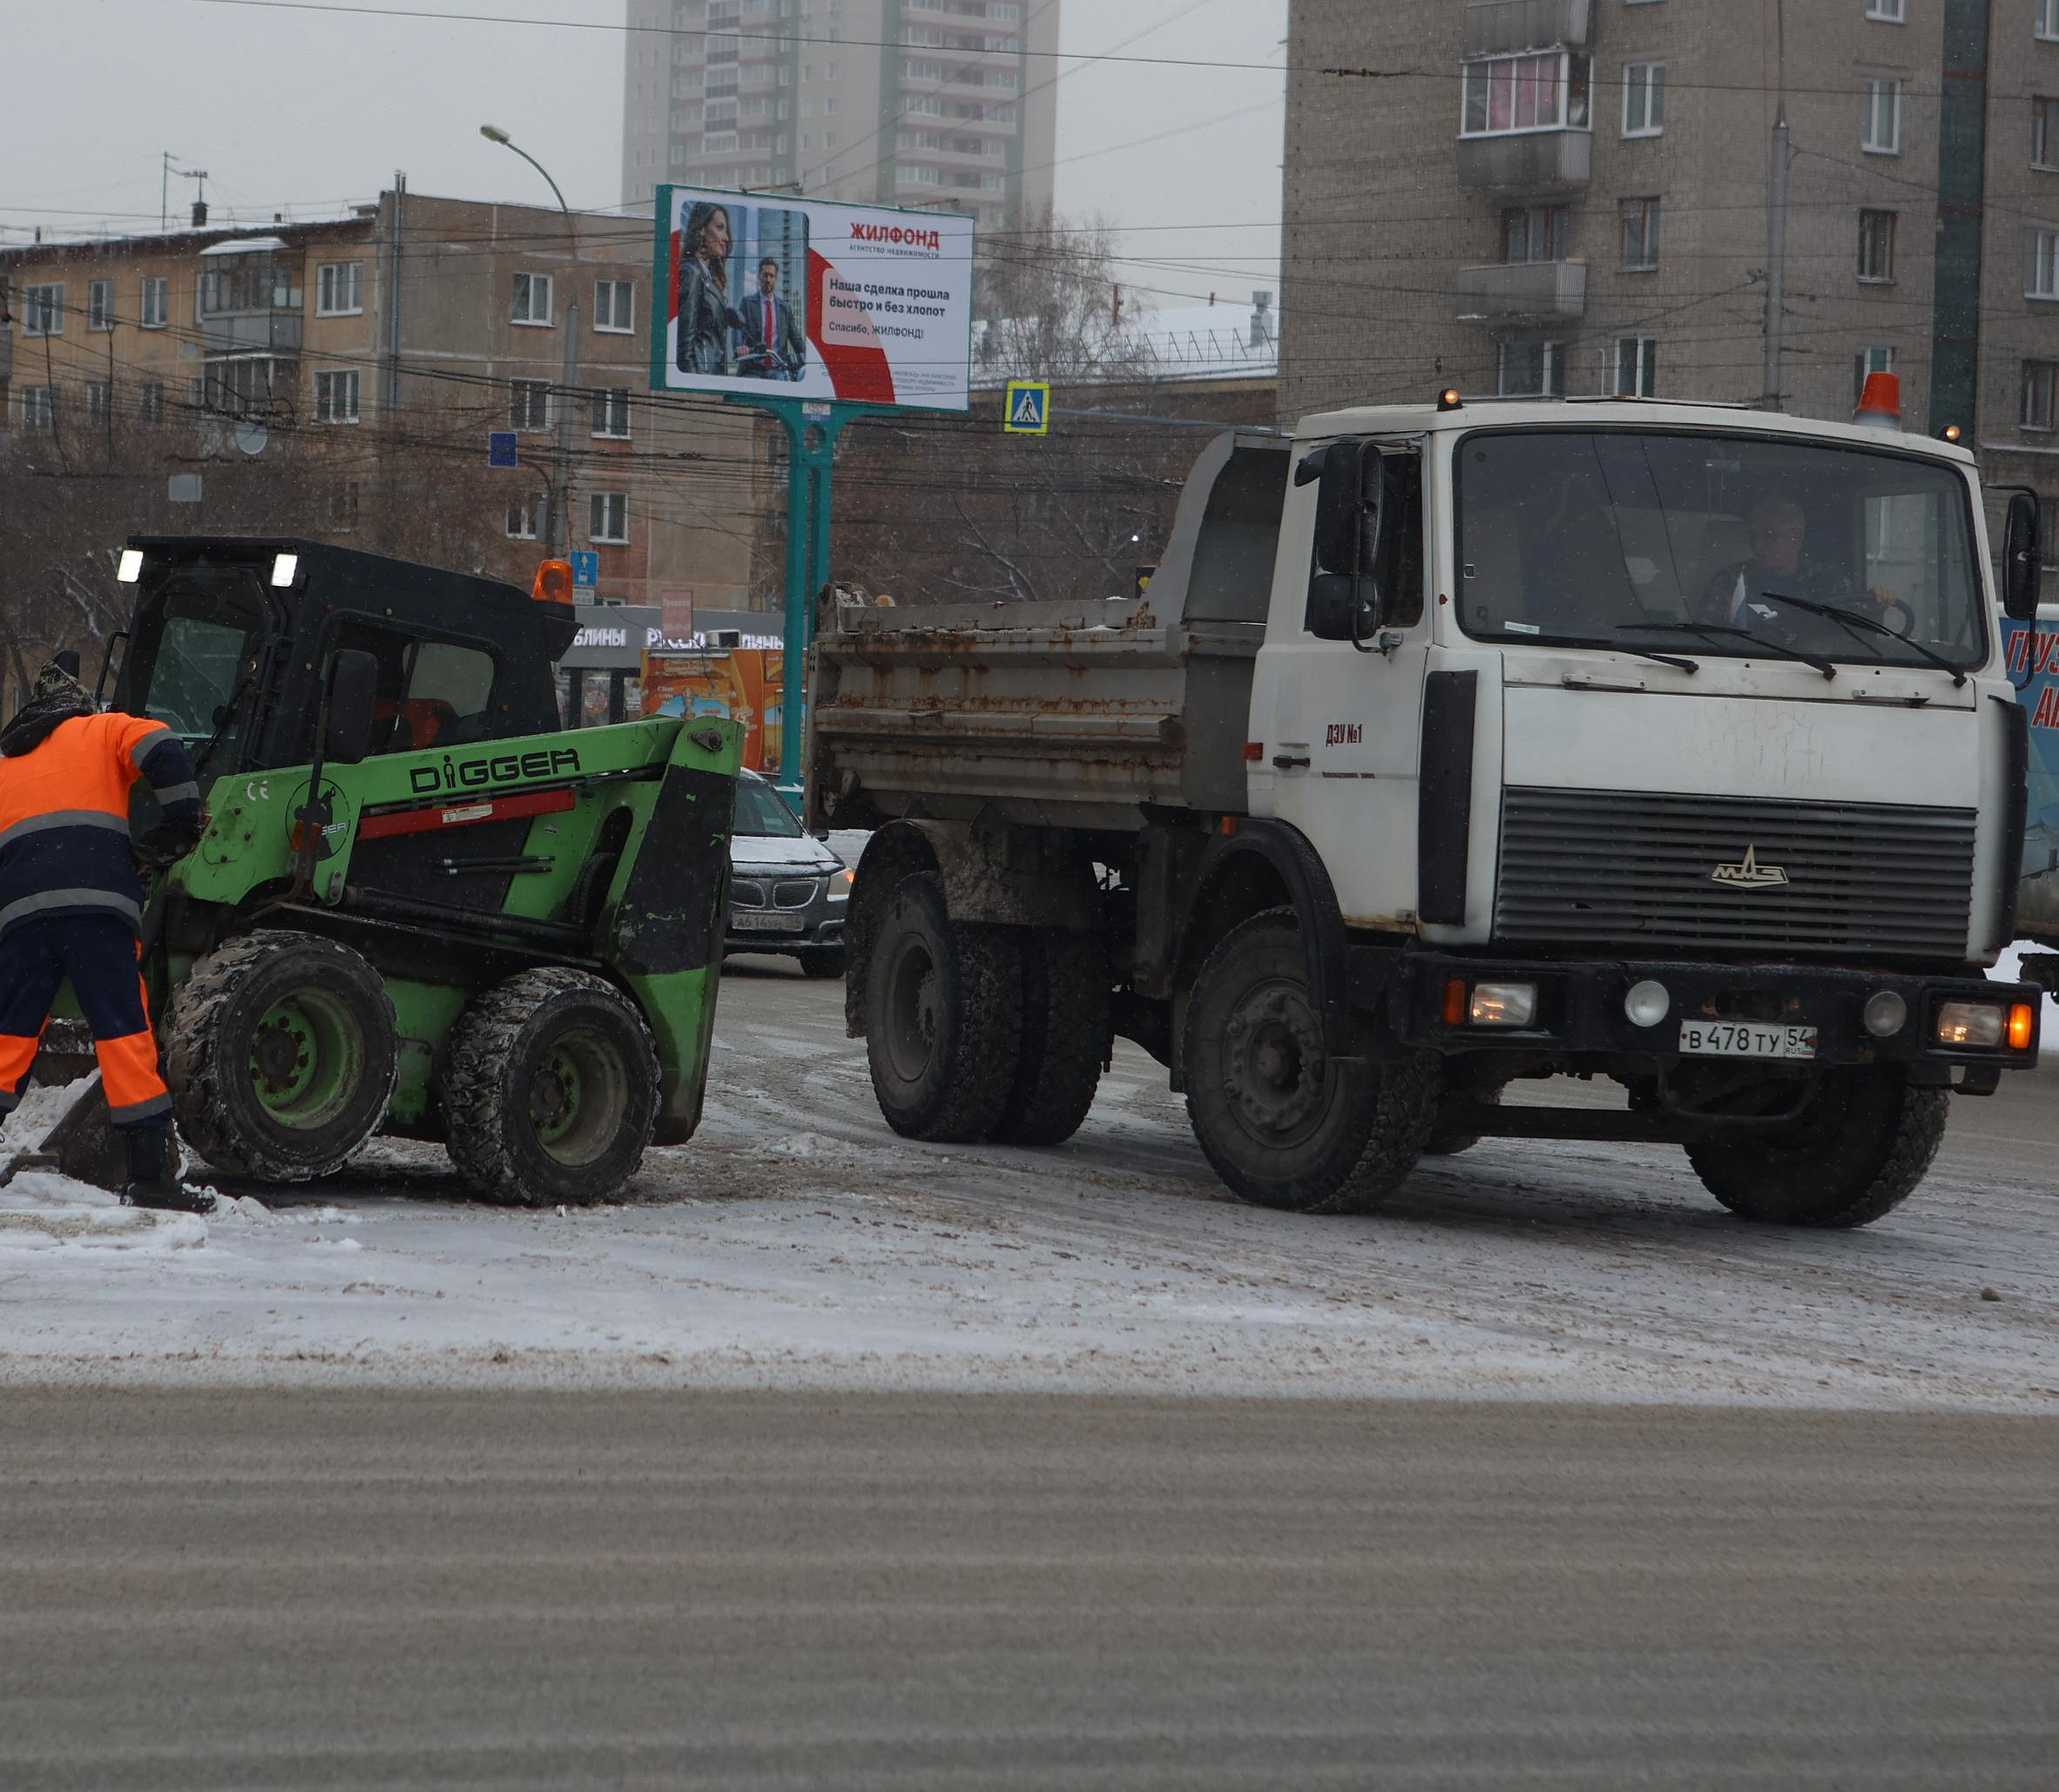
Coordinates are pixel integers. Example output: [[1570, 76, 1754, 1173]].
[[652, 185, 973, 412]]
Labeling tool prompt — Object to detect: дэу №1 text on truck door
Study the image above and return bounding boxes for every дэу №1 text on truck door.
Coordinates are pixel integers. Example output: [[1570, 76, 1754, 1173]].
[[813, 389, 2044, 1229]]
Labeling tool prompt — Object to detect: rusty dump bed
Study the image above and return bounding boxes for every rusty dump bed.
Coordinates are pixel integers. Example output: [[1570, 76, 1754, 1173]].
[[811, 431, 1291, 833]]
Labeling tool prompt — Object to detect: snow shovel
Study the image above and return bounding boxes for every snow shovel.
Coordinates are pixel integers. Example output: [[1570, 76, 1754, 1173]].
[[0, 1071, 126, 1193]]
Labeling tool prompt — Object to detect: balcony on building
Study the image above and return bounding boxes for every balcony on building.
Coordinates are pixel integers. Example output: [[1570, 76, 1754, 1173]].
[[1464, 0, 1592, 57], [1456, 259, 1587, 325], [1455, 46, 1592, 193], [196, 237, 306, 357]]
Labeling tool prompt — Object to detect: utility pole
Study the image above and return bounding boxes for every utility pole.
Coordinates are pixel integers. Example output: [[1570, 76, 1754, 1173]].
[[1762, 0, 1790, 411], [481, 126, 580, 559], [385, 172, 407, 420], [161, 154, 206, 232]]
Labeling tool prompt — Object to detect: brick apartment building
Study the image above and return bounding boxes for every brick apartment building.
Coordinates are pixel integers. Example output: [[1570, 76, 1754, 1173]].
[[620, 0, 1059, 236], [1283, 0, 2059, 507], [0, 190, 760, 616]]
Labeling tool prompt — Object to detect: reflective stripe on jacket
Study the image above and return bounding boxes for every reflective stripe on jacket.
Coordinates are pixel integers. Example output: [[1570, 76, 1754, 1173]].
[[0, 713, 202, 939]]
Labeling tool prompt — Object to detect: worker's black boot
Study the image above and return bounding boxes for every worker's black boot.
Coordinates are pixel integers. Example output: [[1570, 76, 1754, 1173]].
[[119, 1127, 213, 1215]]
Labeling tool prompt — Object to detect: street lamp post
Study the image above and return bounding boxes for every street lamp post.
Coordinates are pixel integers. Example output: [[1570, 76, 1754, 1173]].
[[481, 125, 579, 560]]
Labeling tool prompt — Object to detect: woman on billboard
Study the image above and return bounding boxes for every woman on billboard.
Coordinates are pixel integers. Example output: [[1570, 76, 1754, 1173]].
[[677, 200, 746, 376]]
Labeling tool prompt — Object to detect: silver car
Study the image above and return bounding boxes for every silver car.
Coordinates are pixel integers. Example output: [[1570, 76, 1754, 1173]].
[[726, 770, 849, 978]]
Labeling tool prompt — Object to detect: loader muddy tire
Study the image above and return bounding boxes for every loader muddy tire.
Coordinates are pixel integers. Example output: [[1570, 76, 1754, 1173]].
[[988, 927, 1108, 1147], [165, 931, 398, 1182], [440, 968, 658, 1207], [1183, 909, 1437, 1215], [864, 872, 1022, 1143], [1685, 1064, 1947, 1229]]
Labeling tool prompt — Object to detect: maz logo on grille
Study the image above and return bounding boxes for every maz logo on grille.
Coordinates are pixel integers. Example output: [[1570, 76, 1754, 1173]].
[[1711, 845, 1791, 889]]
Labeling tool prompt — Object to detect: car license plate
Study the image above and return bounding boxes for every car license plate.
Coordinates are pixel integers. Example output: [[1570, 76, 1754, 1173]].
[[1678, 1021, 1816, 1061], [732, 911, 805, 933]]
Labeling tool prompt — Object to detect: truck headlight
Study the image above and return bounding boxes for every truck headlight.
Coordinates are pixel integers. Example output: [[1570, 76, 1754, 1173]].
[[1467, 982, 1536, 1027], [1862, 991, 1908, 1038], [1624, 980, 1671, 1027], [1935, 1001, 2003, 1048]]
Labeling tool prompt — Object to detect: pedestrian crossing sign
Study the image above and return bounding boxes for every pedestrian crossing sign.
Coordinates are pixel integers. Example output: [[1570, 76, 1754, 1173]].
[[1004, 380, 1051, 435]]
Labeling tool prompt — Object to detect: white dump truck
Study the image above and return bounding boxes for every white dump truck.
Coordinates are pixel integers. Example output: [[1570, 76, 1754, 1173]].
[[812, 393, 2046, 1228]]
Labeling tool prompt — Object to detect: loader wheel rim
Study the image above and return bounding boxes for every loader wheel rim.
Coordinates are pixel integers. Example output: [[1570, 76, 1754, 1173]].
[[881, 934, 941, 1084], [1221, 977, 1327, 1142], [248, 993, 363, 1130], [526, 1026, 628, 1169]]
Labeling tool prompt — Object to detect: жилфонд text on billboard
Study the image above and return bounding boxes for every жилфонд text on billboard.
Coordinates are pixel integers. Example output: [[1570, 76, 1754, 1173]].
[[653, 185, 972, 412]]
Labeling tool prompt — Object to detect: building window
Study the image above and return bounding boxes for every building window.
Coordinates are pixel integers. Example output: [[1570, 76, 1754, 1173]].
[[2036, 98, 2059, 170], [1853, 346, 1896, 406], [590, 490, 630, 544], [85, 381, 112, 428], [510, 379, 551, 431], [1623, 62, 1665, 136], [506, 495, 544, 540], [1867, 0, 1905, 18], [2030, 227, 2059, 298], [315, 369, 361, 423], [1498, 340, 1565, 396], [591, 387, 631, 438], [138, 381, 165, 426], [511, 272, 554, 326], [2041, 0, 2059, 40], [1620, 197, 1661, 269], [1615, 336, 1658, 396], [1863, 77, 1902, 153], [1501, 204, 1570, 262], [22, 284, 63, 336], [1461, 51, 1592, 137], [201, 357, 294, 414], [139, 276, 168, 329], [595, 280, 635, 333], [2022, 360, 2058, 429], [316, 262, 365, 316], [198, 256, 293, 316], [87, 280, 114, 333], [19, 387, 58, 428], [1859, 209, 1898, 281]]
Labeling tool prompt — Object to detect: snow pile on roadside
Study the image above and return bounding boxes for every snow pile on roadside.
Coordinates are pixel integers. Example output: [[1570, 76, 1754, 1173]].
[[0, 1170, 206, 1254]]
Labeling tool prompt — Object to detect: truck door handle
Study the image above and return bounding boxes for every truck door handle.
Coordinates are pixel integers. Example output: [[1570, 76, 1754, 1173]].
[[1273, 754, 1311, 770]]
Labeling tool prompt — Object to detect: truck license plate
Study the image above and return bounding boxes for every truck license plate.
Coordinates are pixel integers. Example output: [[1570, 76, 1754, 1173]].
[[732, 910, 806, 933], [1678, 1021, 1817, 1061]]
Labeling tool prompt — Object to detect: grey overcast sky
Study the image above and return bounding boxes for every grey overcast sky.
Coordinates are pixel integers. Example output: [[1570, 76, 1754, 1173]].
[[3, 0, 1286, 312]]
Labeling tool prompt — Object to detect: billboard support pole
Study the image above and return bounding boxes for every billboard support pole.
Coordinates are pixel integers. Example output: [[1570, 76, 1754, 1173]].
[[730, 394, 894, 811]]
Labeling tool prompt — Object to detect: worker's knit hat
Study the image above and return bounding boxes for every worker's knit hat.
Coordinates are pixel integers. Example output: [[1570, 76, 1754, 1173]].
[[1, 659, 98, 757]]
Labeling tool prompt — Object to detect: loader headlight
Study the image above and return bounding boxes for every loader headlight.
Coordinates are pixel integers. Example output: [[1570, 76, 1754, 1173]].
[[270, 552, 300, 588], [116, 548, 145, 583]]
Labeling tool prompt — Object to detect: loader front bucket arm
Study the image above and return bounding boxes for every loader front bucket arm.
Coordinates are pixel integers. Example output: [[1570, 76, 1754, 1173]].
[[604, 720, 744, 1145]]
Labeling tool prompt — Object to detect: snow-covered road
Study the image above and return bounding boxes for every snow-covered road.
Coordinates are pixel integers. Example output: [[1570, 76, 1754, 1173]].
[[3, 958, 2056, 1406]]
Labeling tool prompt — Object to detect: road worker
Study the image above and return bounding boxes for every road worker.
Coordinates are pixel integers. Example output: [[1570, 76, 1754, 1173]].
[[0, 659, 210, 1212]]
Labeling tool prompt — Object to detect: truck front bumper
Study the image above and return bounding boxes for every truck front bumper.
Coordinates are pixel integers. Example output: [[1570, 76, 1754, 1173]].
[[1385, 952, 2042, 1081]]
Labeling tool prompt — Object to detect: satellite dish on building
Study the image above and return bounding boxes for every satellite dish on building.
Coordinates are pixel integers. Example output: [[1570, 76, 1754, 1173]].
[[234, 419, 269, 457]]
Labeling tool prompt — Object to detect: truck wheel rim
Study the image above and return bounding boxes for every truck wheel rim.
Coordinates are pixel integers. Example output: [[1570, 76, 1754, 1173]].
[[527, 1026, 629, 1169], [881, 936, 940, 1083], [1221, 980, 1327, 1142], [248, 993, 363, 1129]]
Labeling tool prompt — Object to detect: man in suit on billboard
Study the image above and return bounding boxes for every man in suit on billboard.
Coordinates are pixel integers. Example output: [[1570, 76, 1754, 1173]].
[[737, 257, 807, 381]]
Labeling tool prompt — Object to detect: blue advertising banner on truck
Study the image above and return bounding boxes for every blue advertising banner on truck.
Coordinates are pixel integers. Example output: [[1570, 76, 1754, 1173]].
[[2003, 616, 2059, 942]]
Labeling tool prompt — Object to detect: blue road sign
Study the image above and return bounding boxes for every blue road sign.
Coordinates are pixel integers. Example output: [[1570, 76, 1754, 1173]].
[[570, 550, 601, 589], [488, 431, 519, 468], [1003, 380, 1050, 435]]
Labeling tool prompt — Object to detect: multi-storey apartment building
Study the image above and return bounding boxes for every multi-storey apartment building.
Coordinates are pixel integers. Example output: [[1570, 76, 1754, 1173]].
[[1283, 0, 2059, 507], [0, 192, 760, 613], [621, 0, 1060, 236]]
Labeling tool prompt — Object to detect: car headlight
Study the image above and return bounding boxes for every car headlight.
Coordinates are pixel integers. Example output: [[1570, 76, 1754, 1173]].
[[827, 867, 852, 899]]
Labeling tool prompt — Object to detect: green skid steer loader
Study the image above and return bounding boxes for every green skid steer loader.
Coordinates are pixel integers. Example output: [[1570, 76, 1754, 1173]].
[[9, 537, 742, 1205]]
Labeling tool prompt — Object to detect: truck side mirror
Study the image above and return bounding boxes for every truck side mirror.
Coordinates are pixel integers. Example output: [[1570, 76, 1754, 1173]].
[[1312, 441, 1385, 576], [1307, 574, 1380, 643], [2003, 491, 2042, 622], [323, 649, 380, 765]]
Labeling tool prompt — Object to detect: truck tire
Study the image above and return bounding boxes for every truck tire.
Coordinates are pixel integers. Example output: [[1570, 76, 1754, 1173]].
[[988, 927, 1108, 1147], [795, 946, 847, 980], [440, 968, 659, 1207], [165, 931, 398, 1182], [1183, 909, 1436, 1214], [1684, 1065, 1947, 1228], [1424, 1081, 1498, 1157], [864, 872, 1022, 1142]]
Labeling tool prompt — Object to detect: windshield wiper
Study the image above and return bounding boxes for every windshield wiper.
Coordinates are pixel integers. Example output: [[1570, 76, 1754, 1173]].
[[1516, 632, 1699, 674], [1757, 589, 1968, 687], [1620, 621, 1838, 680]]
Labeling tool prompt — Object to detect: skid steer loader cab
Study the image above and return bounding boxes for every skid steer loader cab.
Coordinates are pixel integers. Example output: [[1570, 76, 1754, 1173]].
[[48, 536, 748, 1209]]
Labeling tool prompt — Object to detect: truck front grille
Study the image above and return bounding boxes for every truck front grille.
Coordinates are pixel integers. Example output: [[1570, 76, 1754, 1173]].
[[1494, 787, 1977, 960]]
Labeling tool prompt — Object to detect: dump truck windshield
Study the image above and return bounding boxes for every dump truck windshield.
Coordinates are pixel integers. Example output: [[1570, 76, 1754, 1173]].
[[1454, 428, 1987, 673]]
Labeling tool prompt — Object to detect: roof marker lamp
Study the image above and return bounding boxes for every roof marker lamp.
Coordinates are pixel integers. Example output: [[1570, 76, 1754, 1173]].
[[1436, 387, 1464, 411], [1624, 980, 1671, 1027], [269, 552, 299, 589], [116, 549, 145, 583]]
